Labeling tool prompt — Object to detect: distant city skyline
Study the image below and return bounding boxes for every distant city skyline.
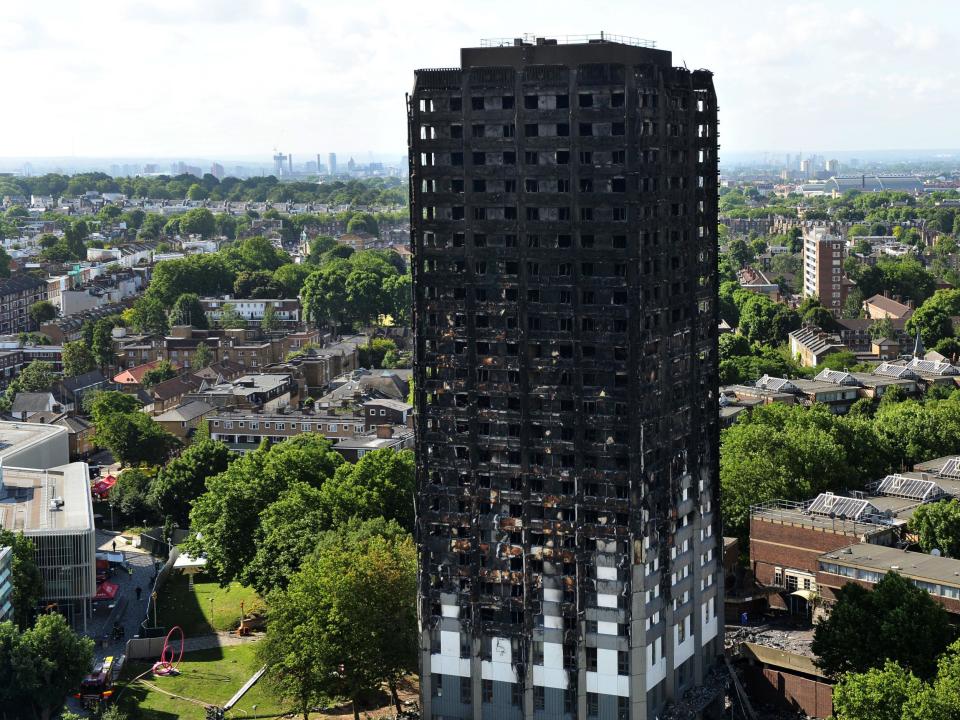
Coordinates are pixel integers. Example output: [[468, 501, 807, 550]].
[[1, 0, 957, 158]]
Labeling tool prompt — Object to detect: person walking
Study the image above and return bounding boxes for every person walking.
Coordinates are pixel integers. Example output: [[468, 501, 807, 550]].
[[112, 540, 117, 552]]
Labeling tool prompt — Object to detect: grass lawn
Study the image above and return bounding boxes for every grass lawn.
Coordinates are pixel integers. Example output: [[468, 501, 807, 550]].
[[117, 644, 287, 720], [155, 573, 264, 638]]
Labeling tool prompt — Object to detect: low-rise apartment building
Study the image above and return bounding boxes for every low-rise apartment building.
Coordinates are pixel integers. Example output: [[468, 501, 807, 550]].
[[0, 275, 47, 335], [818, 543, 960, 616], [200, 298, 301, 326]]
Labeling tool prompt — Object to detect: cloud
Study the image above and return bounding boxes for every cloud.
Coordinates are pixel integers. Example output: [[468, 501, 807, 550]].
[[123, 0, 309, 26], [0, 0, 955, 157]]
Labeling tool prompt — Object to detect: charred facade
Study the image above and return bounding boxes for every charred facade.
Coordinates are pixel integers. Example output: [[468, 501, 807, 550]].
[[408, 36, 721, 720]]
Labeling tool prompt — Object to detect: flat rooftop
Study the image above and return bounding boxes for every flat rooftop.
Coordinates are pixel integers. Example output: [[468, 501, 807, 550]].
[[0, 463, 93, 534], [750, 499, 896, 536], [821, 543, 960, 588], [0, 421, 66, 463], [457, 34, 672, 71]]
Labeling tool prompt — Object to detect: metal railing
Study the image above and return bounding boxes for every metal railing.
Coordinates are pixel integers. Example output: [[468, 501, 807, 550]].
[[750, 498, 890, 535], [480, 33, 657, 49]]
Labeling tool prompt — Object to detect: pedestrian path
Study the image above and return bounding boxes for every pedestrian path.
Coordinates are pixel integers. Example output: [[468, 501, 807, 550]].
[[87, 530, 159, 661]]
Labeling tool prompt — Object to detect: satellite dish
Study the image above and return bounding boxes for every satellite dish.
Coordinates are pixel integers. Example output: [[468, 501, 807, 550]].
[[932, 548, 942, 557]]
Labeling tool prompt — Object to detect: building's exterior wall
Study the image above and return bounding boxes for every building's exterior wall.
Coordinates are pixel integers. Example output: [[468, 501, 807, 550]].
[[0, 277, 47, 335], [750, 516, 891, 586], [742, 666, 833, 719], [0, 423, 70, 468], [410, 40, 720, 720]]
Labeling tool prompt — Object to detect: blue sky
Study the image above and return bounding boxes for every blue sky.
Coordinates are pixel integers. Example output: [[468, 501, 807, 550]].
[[0, 0, 956, 158]]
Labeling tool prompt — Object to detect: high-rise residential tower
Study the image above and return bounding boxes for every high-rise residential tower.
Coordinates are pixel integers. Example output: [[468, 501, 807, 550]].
[[328, 152, 337, 176], [408, 35, 720, 720], [802, 227, 849, 315]]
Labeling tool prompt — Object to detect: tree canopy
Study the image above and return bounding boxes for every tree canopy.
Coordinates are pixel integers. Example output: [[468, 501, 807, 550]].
[[812, 572, 954, 679], [0, 531, 42, 631], [909, 499, 960, 558], [186, 435, 344, 583], [0, 613, 94, 720], [149, 439, 233, 525], [258, 518, 416, 720]]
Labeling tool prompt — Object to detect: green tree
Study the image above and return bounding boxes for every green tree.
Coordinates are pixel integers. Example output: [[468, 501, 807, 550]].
[[219, 303, 247, 329], [726, 238, 755, 268], [86, 390, 141, 425], [273, 263, 313, 297], [186, 435, 344, 583], [111, 467, 159, 520], [383, 273, 412, 324], [261, 303, 280, 331], [720, 403, 888, 538], [812, 572, 953, 679], [0, 613, 94, 720], [738, 294, 801, 346], [186, 183, 207, 201], [129, 295, 170, 335], [872, 395, 960, 468], [244, 482, 328, 595], [934, 337, 960, 362], [870, 317, 895, 341], [909, 499, 960, 558], [258, 519, 416, 720], [16, 360, 55, 392], [95, 412, 180, 467], [231, 236, 289, 272], [318, 449, 415, 532], [63, 219, 89, 258], [149, 439, 233, 525], [169, 292, 209, 329], [178, 208, 216, 238], [61, 341, 96, 377], [346, 212, 379, 236], [89, 317, 118, 367], [233, 270, 281, 299], [191, 340, 212, 369], [832, 660, 924, 720], [358, 338, 397, 368], [28, 301, 57, 327], [306, 235, 337, 264], [903, 638, 960, 719], [0, 531, 43, 630], [907, 289, 960, 348], [301, 261, 351, 329], [718, 333, 751, 362], [141, 360, 177, 388]]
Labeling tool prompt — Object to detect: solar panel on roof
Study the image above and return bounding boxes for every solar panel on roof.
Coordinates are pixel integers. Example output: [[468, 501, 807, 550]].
[[876, 474, 944, 501], [873, 363, 917, 379], [939, 458, 960, 480], [814, 369, 860, 386], [808, 492, 876, 520], [755, 375, 797, 392], [907, 358, 958, 376]]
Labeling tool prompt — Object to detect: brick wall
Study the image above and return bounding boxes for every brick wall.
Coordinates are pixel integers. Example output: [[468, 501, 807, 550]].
[[749, 517, 892, 585], [742, 666, 834, 718]]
